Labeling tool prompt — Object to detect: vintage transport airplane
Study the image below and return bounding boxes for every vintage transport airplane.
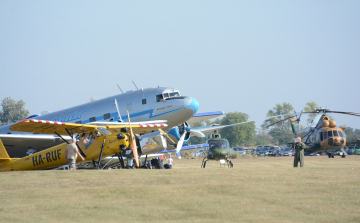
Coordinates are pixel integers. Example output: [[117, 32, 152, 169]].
[[0, 87, 215, 158], [0, 114, 168, 171]]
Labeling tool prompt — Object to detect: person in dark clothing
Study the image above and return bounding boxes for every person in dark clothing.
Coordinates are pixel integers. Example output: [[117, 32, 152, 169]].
[[293, 137, 306, 167]]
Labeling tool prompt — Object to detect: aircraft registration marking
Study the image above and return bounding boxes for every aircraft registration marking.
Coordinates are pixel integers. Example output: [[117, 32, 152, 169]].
[[32, 149, 62, 167]]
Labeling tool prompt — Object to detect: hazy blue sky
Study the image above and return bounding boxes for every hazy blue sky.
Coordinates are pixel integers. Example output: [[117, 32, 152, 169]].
[[1, 1, 359, 129]]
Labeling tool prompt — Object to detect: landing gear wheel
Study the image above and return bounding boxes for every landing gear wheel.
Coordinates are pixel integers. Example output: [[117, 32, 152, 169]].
[[151, 159, 164, 169], [341, 154, 346, 158], [328, 153, 331, 158]]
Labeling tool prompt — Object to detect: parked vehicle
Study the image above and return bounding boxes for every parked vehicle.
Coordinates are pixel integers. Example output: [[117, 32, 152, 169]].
[[193, 149, 205, 157], [267, 146, 278, 156], [278, 148, 294, 156], [232, 147, 247, 156], [255, 147, 269, 156]]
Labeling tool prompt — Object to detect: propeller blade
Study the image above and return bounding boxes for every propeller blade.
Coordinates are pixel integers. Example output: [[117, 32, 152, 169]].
[[114, 99, 123, 122], [189, 130, 206, 138], [158, 128, 176, 144], [175, 132, 186, 159], [127, 111, 139, 168]]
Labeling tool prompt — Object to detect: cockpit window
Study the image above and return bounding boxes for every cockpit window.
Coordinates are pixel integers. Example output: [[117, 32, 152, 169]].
[[156, 94, 164, 102], [324, 132, 327, 140], [97, 127, 111, 135], [338, 131, 343, 137], [333, 131, 338, 137], [328, 131, 333, 138], [320, 132, 323, 141], [208, 140, 229, 149], [170, 92, 180, 97], [163, 91, 181, 100]]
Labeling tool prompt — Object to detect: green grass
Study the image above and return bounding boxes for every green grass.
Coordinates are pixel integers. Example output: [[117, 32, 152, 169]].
[[1, 156, 360, 223]]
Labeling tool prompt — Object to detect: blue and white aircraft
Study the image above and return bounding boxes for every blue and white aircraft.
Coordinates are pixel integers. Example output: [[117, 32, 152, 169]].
[[0, 87, 224, 159]]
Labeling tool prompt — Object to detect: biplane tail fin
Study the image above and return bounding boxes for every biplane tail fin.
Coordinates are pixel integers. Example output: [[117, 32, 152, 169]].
[[0, 139, 11, 163]]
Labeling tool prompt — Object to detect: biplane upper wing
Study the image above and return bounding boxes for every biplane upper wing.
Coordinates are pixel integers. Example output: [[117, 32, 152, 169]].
[[9, 119, 168, 135]]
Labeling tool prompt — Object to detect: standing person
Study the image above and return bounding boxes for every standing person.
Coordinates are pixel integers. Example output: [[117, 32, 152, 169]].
[[293, 137, 306, 167], [167, 154, 174, 169], [65, 137, 85, 170]]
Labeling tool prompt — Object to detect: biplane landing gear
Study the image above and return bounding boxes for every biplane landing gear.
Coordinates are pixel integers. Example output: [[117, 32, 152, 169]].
[[201, 157, 208, 168], [226, 159, 233, 168]]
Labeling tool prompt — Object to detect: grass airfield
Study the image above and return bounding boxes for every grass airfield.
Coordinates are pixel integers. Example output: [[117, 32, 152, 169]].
[[1, 156, 360, 223]]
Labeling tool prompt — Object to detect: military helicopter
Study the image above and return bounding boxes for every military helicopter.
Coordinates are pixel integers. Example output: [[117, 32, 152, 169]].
[[267, 108, 360, 158], [201, 132, 233, 168]]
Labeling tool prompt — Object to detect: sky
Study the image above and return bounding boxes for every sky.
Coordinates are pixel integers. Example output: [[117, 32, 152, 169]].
[[1, 1, 359, 129]]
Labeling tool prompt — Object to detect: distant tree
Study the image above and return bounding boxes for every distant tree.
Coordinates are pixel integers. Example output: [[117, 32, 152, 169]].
[[344, 126, 360, 144], [255, 129, 277, 146], [263, 103, 294, 145], [304, 101, 319, 125], [218, 112, 256, 147], [0, 97, 30, 126]]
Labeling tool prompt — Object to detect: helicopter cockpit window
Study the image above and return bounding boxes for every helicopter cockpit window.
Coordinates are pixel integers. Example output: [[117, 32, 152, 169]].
[[333, 131, 338, 137], [328, 131, 333, 138], [338, 131, 344, 137], [324, 132, 327, 140], [208, 140, 229, 149], [320, 132, 323, 141]]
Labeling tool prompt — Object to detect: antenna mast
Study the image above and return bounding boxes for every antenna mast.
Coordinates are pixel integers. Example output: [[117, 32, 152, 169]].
[[117, 84, 124, 93], [132, 81, 139, 90]]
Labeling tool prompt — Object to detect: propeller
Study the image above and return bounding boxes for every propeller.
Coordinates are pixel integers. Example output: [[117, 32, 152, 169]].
[[127, 111, 139, 168], [158, 128, 176, 144], [114, 99, 123, 122], [175, 131, 186, 159]]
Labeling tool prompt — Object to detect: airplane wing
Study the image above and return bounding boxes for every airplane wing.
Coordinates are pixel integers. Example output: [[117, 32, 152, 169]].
[[90, 120, 168, 126], [10, 119, 168, 135], [187, 111, 224, 125], [161, 143, 209, 153]]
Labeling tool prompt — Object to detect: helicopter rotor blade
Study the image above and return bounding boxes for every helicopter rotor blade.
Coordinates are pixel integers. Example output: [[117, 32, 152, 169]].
[[266, 116, 294, 128], [326, 111, 360, 117]]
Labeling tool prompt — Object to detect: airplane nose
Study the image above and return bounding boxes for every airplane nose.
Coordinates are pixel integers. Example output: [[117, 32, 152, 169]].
[[188, 97, 199, 114]]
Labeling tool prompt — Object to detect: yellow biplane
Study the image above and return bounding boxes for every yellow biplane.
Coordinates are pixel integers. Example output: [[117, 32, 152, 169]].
[[0, 117, 167, 172]]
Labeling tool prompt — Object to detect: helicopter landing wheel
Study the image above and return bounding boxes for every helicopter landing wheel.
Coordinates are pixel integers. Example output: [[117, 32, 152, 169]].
[[201, 157, 208, 168]]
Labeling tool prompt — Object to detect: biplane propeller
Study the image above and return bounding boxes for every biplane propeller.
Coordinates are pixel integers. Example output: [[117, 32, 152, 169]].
[[266, 108, 360, 157]]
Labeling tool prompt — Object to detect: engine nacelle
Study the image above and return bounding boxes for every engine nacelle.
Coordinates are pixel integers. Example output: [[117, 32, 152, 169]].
[[138, 131, 168, 155]]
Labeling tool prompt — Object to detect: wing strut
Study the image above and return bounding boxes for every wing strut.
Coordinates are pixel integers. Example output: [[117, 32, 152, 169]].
[[60, 128, 87, 158], [54, 131, 70, 144], [117, 152, 125, 168], [97, 137, 106, 169]]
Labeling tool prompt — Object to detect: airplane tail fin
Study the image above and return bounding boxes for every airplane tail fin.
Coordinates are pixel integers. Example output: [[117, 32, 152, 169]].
[[0, 139, 12, 163]]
